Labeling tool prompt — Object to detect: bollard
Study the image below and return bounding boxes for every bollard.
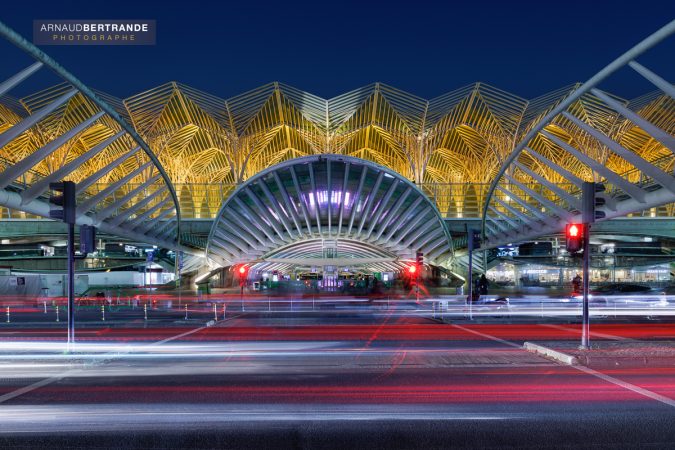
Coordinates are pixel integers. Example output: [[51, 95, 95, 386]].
[[101, 305, 105, 321], [223, 303, 226, 320], [6, 305, 9, 323], [184, 304, 188, 320], [144, 303, 148, 321], [213, 303, 217, 321], [44, 301, 47, 314], [56, 305, 60, 322]]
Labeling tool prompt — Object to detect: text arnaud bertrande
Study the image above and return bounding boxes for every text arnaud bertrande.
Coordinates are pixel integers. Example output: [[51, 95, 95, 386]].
[[39, 23, 150, 33]]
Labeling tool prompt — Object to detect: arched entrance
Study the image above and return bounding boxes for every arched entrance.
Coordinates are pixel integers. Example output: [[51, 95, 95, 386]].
[[206, 155, 454, 285]]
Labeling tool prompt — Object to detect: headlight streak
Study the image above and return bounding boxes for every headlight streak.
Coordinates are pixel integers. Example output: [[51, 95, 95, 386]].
[[0, 404, 521, 431]]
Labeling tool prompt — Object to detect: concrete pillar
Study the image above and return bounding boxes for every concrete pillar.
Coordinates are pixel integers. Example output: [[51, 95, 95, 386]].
[[513, 265, 520, 288]]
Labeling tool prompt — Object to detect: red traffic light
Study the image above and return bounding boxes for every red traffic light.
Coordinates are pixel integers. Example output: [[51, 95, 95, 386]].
[[239, 266, 247, 275], [408, 265, 417, 274], [565, 223, 584, 253]]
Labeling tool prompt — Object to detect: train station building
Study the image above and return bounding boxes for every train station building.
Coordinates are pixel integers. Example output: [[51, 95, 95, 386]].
[[0, 22, 673, 296]]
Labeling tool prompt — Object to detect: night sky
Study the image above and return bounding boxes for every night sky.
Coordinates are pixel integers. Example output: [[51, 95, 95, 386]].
[[2, 0, 674, 101]]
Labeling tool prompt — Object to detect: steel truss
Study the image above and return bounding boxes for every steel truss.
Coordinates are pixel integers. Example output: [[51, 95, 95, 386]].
[[206, 155, 454, 271], [113, 77, 672, 226], [1, 19, 673, 263], [481, 20, 675, 250], [0, 21, 193, 252]]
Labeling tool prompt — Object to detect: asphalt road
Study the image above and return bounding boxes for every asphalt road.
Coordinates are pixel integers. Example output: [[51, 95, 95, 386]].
[[0, 310, 674, 449]]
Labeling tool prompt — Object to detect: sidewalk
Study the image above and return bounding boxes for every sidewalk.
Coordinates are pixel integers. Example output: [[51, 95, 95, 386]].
[[525, 340, 675, 368]]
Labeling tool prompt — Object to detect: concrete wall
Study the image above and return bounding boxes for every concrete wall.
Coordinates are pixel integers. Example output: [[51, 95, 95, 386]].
[[2, 271, 148, 297], [0, 274, 42, 298]]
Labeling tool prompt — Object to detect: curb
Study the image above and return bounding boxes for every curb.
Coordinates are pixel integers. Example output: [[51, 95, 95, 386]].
[[524, 342, 578, 365]]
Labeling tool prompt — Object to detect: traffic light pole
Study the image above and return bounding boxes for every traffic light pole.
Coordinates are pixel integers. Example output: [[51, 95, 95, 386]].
[[580, 223, 591, 350], [467, 249, 473, 320], [580, 181, 598, 351], [416, 271, 420, 303], [466, 225, 474, 320], [67, 222, 75, 348], [50, 181, 77, 350], [414, 251, 423, 304]]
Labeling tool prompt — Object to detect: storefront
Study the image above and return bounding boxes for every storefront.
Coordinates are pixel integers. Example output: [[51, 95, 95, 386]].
[[487, 263, 672, 287]]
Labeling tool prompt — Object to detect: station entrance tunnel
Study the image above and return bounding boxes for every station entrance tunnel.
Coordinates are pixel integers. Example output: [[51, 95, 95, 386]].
[[204, 155, 460, 297]]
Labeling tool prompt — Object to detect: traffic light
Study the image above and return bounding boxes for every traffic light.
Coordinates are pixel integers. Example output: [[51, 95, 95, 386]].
[[238, 265, 248, 286], [468, 229, 481, 251], [49, 181, 76, 224], [416, 251, 423, 267], [79, 225, 96, 255], [582, 182, 608, 223], [408, 264, 417, 274], [565, 223, 584, 253]]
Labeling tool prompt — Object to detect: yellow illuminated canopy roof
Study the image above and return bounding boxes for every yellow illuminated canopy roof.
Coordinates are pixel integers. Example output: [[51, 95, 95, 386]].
[[2, 81, 672, 220], [0, 18, 673, 269]]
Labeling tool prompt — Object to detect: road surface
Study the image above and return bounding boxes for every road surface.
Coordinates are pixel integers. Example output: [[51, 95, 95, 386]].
[[0, 309, 674, 448]]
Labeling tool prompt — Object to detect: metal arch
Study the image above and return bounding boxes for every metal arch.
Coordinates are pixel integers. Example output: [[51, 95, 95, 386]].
[[0, 21, 190, 252], [206, 155, 454, 269], [480, 19, 675, 249]]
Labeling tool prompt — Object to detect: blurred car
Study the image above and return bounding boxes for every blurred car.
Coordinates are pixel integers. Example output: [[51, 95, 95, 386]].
[[564, 283, 667, 308], [469, 296, 511, 318], [467, 296, 510, 309]]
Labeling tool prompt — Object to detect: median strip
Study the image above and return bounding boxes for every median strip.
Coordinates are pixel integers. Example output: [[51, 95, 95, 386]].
[[523, 342, 578, 365]]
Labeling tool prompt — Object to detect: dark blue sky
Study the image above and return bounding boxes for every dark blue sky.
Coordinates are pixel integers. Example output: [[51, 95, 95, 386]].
[[2, 0, 674, 100]]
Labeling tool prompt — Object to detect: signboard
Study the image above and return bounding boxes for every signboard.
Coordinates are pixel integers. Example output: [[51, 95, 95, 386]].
[[9, 277, 25, 286]]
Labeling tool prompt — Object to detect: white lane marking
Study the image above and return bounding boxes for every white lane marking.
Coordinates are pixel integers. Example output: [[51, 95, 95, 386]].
[[0, 370, 80, 404], [451, 324, 521, 349], [541, 323, 636, 342], [149, 324, 211, 346], [0, 315, 245, 405], [453, 324, 675, 409], [148, 313, 246, 347], [572, 364, 675, 408]]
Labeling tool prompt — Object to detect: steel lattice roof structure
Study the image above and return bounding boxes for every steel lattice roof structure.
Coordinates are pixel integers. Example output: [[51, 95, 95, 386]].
[[3, 79, 672, 226], [206, 155, 454, 271], [481, 20, 675, 250], [0, 21, 187, 253], [0, 19, 673, 270]]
